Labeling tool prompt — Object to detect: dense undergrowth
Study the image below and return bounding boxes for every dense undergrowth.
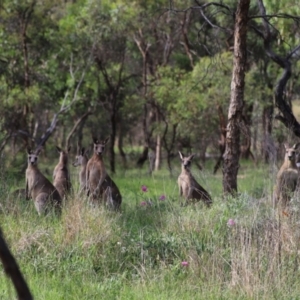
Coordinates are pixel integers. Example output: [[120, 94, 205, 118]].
[[1, 161, 300, 299]]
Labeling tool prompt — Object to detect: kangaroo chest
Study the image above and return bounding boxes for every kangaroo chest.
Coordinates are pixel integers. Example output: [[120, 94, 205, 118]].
[[179, 173, 193, 191], [89, 160, 105, 185], [26, 168, 40, 188], [80, 167, 87, 184]]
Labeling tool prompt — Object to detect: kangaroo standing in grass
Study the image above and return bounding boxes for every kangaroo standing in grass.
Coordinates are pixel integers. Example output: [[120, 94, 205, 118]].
[[178, 151, 212, 206], [53, 146, 72, 199], [86, 138, 122, 210], [101, 172, 122, 210], [73, 147, 89, 193], [26, 148, 62, 215], [275, 143, 300, 209]]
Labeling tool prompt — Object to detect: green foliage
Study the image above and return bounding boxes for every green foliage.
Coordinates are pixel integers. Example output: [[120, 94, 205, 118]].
[[263, 0, 300, 42]]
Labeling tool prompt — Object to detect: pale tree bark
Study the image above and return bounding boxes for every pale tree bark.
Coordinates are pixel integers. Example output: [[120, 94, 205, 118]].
[[154, 134, 161, 171], [223, 0, 250, 195]]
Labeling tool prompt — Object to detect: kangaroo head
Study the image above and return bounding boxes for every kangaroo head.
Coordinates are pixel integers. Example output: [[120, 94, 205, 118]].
[[93, 137, 109, 156], [284, 143, 300, 161], [179, 151, 195, 170], [73, 147, 88, 167], [56, 146, 71, 163], [27, 147, 42, 166]]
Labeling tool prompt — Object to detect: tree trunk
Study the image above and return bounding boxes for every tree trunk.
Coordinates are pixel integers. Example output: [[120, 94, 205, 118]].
[[109, 111, 116, 174], [240, 103, 255, 160], [154, 134, 161, 171], [137, 146, 149, 168], [117, 120, 127, 169], [213, 105, 227, 174], [258, 0, 300, 138], [262, 104, 274, 163], [222, 0, 250, 195]]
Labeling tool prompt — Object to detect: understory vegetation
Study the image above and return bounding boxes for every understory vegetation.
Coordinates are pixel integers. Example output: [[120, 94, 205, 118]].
[[2, 161, 300, 300]]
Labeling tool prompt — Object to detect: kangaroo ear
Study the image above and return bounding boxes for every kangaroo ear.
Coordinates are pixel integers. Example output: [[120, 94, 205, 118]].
[[27, 148, 32, 155], [178, 151, 184, 160], [67, 146, 71, 153], [36, 146, 43, 155], [81, 147, 85, 155], [56, 146, 62, 153], [189, 154, 195, 161], [293, 143, 300, 150], [93, 137, 98, 144], [284, 143, 289, 150]]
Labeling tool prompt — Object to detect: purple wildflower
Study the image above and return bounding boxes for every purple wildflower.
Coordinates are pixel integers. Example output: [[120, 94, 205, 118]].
[[140, 201, 147, 206], [141, 185, 148, 192], [159, 195, 166, 201], [227, 219, 236, 227], [181, 261, 189, 267]]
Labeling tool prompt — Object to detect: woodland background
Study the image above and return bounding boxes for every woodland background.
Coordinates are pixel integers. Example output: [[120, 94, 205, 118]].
[[1, 0, 300, 184], [2, 1, 300, 299]]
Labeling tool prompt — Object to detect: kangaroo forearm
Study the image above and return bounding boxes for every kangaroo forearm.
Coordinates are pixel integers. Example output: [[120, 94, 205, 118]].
[[95, 174, 106, 191]]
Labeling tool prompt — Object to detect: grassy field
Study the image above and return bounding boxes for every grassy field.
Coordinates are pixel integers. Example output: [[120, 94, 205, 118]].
[[1, 159, 300, 299]]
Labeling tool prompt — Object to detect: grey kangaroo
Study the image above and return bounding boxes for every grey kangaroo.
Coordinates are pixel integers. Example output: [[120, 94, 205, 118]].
[[53, 146, 72, 199], [178, 151, 212, 206], [275, 143, 300, 209], [86, 138, 122, 210], [26, 147, 62, 215]]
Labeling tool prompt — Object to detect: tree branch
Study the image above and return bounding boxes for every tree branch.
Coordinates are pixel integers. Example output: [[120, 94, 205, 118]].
[[0, 228, 33, 300], [65, 110, 92, 149], [249, 13, 300, 21], [257, 0, 300, 137]]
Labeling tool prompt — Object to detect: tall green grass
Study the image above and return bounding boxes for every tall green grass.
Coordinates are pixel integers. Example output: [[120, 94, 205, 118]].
[[1, 161, 300, 299]]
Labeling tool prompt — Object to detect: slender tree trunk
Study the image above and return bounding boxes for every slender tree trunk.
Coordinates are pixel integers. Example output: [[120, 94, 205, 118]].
[[134, 36, 151, 168], [262, 104, 273, 163], [223, 0, 250, 195], [109, 110, 116, 174], [240, 103, 255, 160], [117, 119, 127, 169], [137, 145, 149, 168], [154, 134, 161, 171], [213, 105, 227, 174]]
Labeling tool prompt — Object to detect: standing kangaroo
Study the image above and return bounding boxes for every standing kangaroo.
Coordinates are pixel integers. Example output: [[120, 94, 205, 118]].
[[86, 138, 122, 210], [275, 143, 300, 209], [26, 148, 62, 215], [178, 151, 212, 206], [53, 146, 72, 199], [73, 147, 89, 193]]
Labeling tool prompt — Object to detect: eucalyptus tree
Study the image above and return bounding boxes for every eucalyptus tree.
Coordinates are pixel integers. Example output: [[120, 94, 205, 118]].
[[60, 0, 142, 173], [254, 0, 300, 138], [171, 0, 300, 195], [0, 0, 69, 155], [132, 0, 208, 170]]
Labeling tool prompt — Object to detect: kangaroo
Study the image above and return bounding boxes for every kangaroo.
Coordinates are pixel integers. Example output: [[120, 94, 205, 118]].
[[53, 146, 72, 199], [86, 138, 122, 210], [72, 147, 89, 193], [178, 151, 212, 206], [25, 148, 62, 215], [275, 143, 300, 209]]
